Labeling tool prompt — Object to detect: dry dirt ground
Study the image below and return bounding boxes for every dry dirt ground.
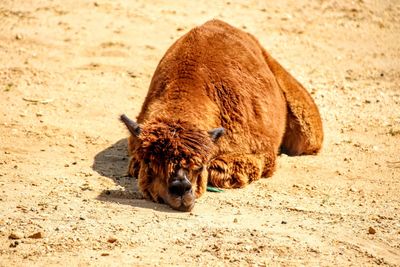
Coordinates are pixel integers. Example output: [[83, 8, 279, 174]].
[[1, 0, 399, 266]]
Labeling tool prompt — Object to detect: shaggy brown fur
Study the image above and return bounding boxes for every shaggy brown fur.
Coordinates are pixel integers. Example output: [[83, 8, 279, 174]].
[[121, 19, 323, 211]]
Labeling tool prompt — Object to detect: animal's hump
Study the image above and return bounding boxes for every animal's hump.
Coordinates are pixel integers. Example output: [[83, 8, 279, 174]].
[[179, 19, 236, 44], [202, 19, 235, 29]]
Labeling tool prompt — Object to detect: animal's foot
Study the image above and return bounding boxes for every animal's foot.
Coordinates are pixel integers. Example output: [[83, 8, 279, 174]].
[[208, 155, 260, 189]]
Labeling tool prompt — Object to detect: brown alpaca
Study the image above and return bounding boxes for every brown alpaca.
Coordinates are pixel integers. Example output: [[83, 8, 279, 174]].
[[121, 20, 323, 211]]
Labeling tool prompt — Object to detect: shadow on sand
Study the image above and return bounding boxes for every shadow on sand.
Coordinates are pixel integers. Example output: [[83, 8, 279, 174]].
[[92, 138, 179, 212]]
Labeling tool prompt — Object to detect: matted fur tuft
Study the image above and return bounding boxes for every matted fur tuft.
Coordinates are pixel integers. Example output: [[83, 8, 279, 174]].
[[137, 118, 214, 170]]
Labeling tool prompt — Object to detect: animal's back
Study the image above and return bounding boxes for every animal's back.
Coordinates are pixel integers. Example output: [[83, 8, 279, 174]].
[[137, 19, 287, 155]]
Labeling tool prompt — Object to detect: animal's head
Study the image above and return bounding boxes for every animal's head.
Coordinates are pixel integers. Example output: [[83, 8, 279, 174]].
[[120, 114, 224, 211]]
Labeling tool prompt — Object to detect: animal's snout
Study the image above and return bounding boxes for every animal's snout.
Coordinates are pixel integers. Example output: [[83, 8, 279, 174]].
[[165, 169, 195, 211], [168, 177, 192, 196]]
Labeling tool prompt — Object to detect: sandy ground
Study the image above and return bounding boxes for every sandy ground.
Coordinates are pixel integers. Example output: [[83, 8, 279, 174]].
[[0, 0, 399, 266]]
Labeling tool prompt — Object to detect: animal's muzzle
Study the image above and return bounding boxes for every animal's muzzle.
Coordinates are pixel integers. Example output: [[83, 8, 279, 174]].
[[168, 177, 192, 197], [166, 169, 195, 211]]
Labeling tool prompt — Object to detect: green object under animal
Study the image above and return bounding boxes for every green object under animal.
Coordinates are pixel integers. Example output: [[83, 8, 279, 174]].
[[206, 186, 224, 193]]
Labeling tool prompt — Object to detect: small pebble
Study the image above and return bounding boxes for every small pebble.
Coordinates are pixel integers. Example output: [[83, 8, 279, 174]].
[[107, 236, 117, 243], [281, 221, 287, 224], [9, 241, 19, 248], [233, 218, 238, 223], [28, 231, 43, 239], [101, 252, 110, 256], [368, 227, 376, 235], [9, 231, 23, 240]]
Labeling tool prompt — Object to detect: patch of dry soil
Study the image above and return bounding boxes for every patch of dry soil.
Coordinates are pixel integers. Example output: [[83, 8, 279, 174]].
[[0, 0, 399, 266]]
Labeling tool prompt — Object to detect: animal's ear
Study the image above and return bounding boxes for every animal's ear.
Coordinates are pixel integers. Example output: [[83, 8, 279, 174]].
[[208, 127, 225, 142], [120, 114, 141, 137]]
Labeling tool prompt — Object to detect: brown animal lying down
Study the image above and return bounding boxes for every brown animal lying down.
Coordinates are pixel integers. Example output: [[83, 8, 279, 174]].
[[121, 19, 323, 211]]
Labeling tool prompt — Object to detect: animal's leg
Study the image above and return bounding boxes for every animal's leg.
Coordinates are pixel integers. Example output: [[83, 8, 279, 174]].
[[208, 152, 276, 189], [261, 49, 324, 155]]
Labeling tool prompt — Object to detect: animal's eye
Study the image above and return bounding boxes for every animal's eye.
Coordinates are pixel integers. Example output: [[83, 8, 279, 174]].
[[193, 165, 204, 172], [144, 158, 153, 169]]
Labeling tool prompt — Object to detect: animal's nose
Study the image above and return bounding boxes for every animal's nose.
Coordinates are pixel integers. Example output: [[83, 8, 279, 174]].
[[169, 178, 192, 196]]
